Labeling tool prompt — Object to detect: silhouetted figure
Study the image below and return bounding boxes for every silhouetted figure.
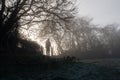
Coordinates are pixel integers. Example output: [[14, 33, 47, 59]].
[[46, 39, 51, 56]]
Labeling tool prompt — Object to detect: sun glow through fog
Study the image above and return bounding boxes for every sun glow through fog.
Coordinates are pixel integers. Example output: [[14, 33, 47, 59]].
[[20, 26, 59, 56]]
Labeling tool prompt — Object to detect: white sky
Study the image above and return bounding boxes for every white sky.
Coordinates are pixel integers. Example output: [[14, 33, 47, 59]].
[[78, 0, 120, 25]]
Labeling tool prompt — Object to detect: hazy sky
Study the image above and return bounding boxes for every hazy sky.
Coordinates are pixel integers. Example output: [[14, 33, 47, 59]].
[[78, 0, 120, 25]]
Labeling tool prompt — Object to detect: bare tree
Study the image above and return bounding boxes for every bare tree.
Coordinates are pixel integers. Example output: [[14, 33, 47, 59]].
[[0, 0, 76, 50]]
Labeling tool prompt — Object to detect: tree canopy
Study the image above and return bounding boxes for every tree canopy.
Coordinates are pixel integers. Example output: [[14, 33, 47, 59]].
[[0, 0, 76, 50]]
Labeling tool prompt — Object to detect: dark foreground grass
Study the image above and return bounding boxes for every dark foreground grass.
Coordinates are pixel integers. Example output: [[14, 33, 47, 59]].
[[1, 60, 120, 80]]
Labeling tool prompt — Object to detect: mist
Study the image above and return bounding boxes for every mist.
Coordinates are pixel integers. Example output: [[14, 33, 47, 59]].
[[1, 0, 120, 80]]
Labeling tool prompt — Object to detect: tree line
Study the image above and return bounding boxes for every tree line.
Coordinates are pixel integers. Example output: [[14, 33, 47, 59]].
[[55, 17, 120, 59], [1, 0, 120, 59]]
